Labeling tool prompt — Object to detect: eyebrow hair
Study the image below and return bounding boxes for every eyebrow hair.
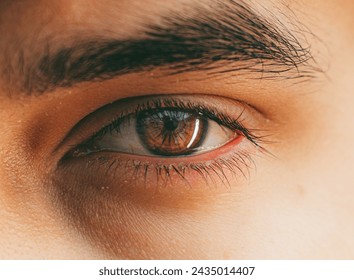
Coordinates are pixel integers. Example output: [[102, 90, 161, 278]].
[[10, 0, 317, 94]]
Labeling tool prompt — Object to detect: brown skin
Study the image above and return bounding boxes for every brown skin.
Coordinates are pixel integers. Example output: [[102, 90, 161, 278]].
[[0, 0, 354, 259]]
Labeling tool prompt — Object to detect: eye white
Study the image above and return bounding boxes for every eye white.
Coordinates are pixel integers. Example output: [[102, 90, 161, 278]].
[[88, 115, 236, 156]]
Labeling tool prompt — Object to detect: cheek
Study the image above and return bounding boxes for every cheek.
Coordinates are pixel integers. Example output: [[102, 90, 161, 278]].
[[50, 173, 205, 258]]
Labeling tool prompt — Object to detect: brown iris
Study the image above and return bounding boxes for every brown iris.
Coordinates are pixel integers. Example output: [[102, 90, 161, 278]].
[[136, 109, 208, 156]]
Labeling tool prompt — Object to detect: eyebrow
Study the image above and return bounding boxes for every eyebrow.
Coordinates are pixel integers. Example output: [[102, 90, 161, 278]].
[[10, 0, 317, 94]]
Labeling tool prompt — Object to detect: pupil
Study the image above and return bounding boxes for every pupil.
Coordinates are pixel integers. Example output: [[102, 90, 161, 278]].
[[163, 117, 179, 131]]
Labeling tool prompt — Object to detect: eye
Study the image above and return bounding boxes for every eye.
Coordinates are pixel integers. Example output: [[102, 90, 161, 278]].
[[62, 94, 265, 188], [76, 107, 238, 157], [66, 95, 263, 162]]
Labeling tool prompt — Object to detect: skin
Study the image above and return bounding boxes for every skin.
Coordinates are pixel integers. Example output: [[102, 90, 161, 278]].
[[0, 0, 353, 259]]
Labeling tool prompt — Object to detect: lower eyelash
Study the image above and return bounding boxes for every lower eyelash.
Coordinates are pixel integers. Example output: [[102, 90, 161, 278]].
[[84, 149, 258, 189]]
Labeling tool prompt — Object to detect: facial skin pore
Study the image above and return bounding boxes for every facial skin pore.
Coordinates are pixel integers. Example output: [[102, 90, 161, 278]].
[[0, 0, 353, 259]]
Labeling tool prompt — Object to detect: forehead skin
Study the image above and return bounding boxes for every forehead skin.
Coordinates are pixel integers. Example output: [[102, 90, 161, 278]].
[[0, 0, 353, 47], [0, 0, 353, 259]]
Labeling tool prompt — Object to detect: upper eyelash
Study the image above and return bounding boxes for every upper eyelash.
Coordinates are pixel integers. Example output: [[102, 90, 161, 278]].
[[82, 97, 263, 150]]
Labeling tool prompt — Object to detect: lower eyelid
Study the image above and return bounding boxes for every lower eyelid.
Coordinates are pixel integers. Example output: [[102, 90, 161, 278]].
[[59, 134, 255, 191]]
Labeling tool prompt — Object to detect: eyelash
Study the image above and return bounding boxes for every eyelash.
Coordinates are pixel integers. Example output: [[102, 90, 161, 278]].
[[64, 97, 267, 187], [82, 150, 257, 188], [73, 98, 261, 152]]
